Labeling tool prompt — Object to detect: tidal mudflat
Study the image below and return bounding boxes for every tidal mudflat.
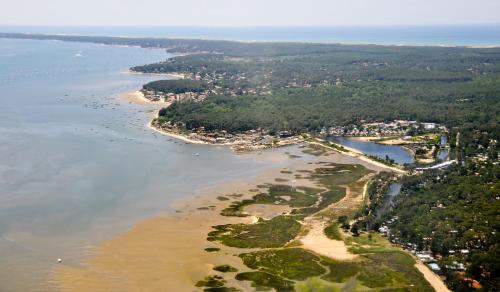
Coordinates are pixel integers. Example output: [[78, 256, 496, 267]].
[[55, 145, 436, 291]]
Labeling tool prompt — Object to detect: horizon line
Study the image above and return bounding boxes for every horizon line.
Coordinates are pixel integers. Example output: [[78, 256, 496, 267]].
[[1, 23, 500, 28]]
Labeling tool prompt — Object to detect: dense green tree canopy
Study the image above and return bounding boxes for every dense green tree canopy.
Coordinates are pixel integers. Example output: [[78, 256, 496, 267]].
[[143, 79, 207, 94]]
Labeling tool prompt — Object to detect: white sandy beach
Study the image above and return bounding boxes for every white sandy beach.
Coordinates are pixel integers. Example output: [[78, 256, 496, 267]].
[[123, 90, 171, 106]]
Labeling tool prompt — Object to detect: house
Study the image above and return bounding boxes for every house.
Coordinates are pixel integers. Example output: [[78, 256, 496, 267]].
[[422, 123, 436, 130], [428, 263, 441, 272]]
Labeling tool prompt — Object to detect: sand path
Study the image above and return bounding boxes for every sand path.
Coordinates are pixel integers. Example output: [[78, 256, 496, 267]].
[[414, 261, 451, 292]]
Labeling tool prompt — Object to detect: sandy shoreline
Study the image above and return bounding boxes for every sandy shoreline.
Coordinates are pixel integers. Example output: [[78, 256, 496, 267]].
[[146, 109, 231, 145], [123, 90, 171, 107], [126, 70, 186, 79], [349, 136, 407, 145], [147, 115, 209, 145], [147, 119, 411, 172], [120, 91, 237, 145]]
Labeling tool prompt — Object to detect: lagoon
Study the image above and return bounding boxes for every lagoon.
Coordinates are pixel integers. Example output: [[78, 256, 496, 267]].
[[330, 136, 415, 165]]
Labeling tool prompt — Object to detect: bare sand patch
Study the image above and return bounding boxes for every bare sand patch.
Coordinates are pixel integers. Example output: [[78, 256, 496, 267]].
[[298, 174, 373, 261], [299, 218, 356, 261]]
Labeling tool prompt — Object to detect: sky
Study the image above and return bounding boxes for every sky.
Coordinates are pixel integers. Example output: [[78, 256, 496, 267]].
[[1, 0, 500, 27]]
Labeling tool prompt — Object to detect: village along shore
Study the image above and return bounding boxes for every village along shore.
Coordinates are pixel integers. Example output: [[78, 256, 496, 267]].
[[124, 89, 415, 171]]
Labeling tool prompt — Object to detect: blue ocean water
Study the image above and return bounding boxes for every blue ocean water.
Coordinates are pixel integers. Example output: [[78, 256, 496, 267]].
[[0, 25, 499, 45]]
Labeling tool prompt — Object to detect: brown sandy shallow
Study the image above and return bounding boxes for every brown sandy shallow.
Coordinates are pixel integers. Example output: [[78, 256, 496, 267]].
[[53, 151, 373, 291], [55, 212, 253, 291], [54, 178, 263, 292], [243, 204, 292, 219], [51, 151, 286, 288], [53, 148, 431, 291]]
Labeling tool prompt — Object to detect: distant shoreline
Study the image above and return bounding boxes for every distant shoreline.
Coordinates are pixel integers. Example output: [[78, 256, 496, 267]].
[[1, 31, 499, 48], [127, 70, 187, 79]]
